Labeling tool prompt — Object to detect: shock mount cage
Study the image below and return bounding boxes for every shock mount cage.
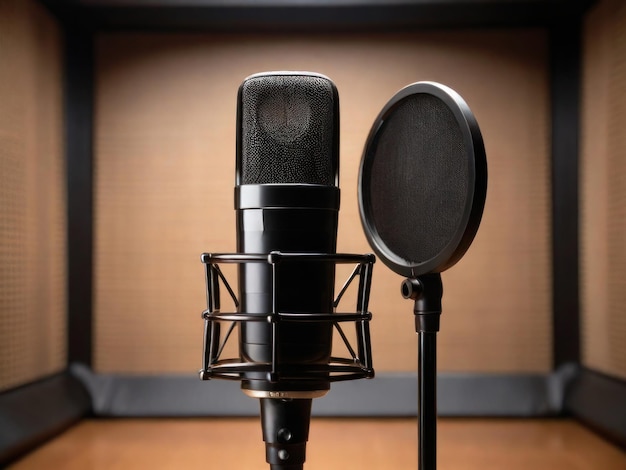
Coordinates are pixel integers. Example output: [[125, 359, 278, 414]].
[[199, 252, 376, 385]]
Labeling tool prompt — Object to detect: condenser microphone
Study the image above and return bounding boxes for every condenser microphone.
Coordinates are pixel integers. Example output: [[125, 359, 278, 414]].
[[237, 71, 339, 470], [236, 71, 339, 399], [199, 71, 374, 470]]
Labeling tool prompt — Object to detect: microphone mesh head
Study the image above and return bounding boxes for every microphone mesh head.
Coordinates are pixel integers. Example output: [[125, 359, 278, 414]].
[[368, 93, 469, 266], [238, 73, 338, 185]]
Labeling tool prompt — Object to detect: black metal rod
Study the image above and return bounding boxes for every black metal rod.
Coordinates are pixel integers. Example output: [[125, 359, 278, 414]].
[[404, 274, 441, 470], [418, 331, 437, 470], [550, 20, 581, 368], [66, 27, 94, 367], [206, 265, 220, 363]]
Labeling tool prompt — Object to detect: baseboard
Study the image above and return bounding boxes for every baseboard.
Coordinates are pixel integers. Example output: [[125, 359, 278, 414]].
[[565, 367, 626, 448], [0, 362, 595, 467], [0, 371, 91, 466], [70, 363, 576, 418]]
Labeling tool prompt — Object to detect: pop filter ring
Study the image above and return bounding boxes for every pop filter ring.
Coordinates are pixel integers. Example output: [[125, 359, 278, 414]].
[[358, 81, 487, 278]]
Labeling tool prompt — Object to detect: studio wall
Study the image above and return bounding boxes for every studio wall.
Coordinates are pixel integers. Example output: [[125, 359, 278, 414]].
[[93, 30, 552, 376], [0, 0, 66, 392], [581, 0, 626, 381]]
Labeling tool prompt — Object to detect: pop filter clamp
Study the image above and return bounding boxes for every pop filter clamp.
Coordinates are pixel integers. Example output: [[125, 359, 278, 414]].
[[358, 82, 487, 470]]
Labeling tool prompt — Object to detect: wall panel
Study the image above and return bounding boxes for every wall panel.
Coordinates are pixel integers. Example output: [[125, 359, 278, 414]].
[[0, 0, 66, 391], [581, 0, 626, 380], [94, 31, 551, 375]]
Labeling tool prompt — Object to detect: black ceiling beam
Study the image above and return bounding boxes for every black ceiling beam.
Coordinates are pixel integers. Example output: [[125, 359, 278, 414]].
[[42, 0, 595, 31]]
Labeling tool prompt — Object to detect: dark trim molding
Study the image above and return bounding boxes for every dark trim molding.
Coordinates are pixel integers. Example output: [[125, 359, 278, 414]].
[[66, 27, 95, 367], [70, 363, 576, 418], [41, 0, 596, 31], [566, 368, 626, 449], [549, 19, 582, 368], [0, 372, 91, 466]]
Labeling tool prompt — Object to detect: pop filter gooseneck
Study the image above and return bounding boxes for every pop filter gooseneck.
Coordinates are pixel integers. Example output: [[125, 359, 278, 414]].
[[358, 82, 487, 470]]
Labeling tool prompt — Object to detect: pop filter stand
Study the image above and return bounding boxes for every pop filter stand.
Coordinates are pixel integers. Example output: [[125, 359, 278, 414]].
[[402, 274, 442, 470], [358, 82, 487, 470]]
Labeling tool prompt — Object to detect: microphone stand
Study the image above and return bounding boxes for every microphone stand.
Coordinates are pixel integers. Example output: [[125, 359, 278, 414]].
[[260, 398, 311, 470], [199, 252, 376, 470], [402, 274, 442, 470]]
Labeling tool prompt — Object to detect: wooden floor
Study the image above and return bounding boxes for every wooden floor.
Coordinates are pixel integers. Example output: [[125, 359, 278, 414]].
[[10, 418, 626, 469]]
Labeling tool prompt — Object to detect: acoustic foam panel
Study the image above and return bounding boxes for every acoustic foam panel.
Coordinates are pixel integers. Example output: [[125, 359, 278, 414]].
[[581, 0, 626, 381], [0, 0, 66, 392]]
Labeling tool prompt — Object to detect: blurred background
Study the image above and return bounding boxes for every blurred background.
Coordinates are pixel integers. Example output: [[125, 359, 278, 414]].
[[0, 0, 624, 468]]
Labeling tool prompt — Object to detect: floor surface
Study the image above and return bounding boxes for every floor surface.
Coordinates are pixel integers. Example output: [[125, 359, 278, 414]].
[[10, 418, 626, 469]]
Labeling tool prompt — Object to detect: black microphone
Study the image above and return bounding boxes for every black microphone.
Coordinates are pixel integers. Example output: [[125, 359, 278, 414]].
[[236, 71, 339, 470], [200, 71, 373, 470]]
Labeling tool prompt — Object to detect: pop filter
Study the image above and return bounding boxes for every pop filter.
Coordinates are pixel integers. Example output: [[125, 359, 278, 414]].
[[358, 81, 487, 470], [358, 81, 487, 278]]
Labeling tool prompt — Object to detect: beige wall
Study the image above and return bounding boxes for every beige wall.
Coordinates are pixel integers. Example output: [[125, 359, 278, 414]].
[[0, 0, 66, 391], [581, 0, 626, 380], [94, 30, 552, 375], [0, 0, 620, 390]]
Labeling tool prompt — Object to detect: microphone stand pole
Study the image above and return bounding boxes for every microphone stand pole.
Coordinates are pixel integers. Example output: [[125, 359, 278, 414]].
[[260, 397, 311, 470], [402, 274, 442, 470]]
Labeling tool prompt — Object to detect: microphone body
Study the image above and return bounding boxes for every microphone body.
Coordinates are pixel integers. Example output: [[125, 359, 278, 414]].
[[236, 185, 339, 397], [235, 71, 340, 469]]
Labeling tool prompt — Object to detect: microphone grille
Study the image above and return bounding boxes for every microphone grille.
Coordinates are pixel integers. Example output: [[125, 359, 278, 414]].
[[367, 93, 469, 266], [238, 73, 338, 185]]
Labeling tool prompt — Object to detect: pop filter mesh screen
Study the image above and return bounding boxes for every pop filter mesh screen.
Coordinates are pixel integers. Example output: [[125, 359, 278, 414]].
[[239, 74, 336, 185], [368, 94, 468, 266]]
